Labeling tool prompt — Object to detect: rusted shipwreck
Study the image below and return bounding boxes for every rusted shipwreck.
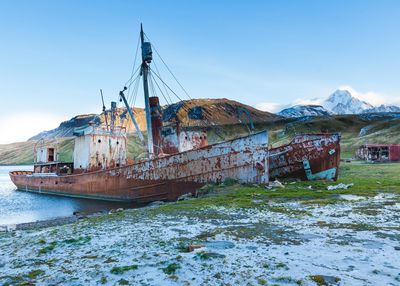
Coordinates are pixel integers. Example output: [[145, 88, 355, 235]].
[[10, 25, 341, 202], [269, 133, 340, 180]]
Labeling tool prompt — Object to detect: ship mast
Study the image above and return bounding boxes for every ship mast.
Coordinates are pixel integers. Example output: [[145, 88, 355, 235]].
[[140, 24, 154, 157]]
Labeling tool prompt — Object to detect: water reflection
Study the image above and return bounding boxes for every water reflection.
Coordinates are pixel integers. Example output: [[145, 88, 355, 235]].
[[0, 165, 134, 225]]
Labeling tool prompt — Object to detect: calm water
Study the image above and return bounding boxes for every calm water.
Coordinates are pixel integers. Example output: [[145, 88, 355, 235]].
[[0, 165, 133, 225]]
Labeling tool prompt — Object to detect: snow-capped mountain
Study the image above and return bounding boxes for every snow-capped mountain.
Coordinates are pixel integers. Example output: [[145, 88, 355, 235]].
[[323, 90, 373, 114], [362, 104, 400, 113], [278, 105, 331, 118], [275, 89, 400, 117]]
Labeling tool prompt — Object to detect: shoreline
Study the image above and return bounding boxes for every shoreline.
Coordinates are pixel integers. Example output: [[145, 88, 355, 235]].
[[0, 207, 131, 232]]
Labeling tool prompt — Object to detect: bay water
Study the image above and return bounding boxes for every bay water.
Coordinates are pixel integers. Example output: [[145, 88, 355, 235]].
[[0, 165, 132, 225]]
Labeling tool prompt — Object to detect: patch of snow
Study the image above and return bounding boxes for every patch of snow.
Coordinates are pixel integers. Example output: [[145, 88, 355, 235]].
[[0, 194, 399, 285], [327, 183, 354, 190], [278, 105, 332, 118], [339, 194, 365, 201]]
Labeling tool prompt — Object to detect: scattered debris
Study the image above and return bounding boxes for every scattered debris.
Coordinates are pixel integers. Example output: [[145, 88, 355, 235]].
[[266, 179, 285, 189], [109, 208, 124, 214], [187, 244, 204, 252], [177, 193, 193, 201], [148, 201, 165, 207], [327, 183, 354, 190]]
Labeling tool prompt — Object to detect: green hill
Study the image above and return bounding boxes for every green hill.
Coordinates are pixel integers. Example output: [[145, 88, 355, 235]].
[[1, 113, 399, 165]]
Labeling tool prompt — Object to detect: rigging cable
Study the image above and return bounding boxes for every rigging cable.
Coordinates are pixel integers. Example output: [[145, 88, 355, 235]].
[[152, 59, 173, 104], [150, 71, 172, 106], [144, 33, 192, 100], [127, 70, 141, 104], [124, 34, 141, 87], [148, 67, 186, 102]]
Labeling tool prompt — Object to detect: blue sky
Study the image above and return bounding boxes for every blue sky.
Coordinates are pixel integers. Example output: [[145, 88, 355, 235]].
[[1, 0, 400, 143]]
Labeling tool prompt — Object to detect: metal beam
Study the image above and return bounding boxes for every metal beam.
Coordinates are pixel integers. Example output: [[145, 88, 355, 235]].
[[119, 87, 145, 144]]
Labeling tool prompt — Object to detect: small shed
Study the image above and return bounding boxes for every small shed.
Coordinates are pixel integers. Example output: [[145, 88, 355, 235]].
[[357, 144, 400, 162]]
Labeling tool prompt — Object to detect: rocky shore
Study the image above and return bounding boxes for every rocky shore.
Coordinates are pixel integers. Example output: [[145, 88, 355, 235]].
[[1, 188, 399, 286]]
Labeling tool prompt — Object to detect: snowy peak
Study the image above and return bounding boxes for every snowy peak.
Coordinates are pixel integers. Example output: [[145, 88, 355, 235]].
[[363, 104, 400, 113], [323, 90, 373, 114], [278, 105, 331, 118], [274, 88, 400, 118]]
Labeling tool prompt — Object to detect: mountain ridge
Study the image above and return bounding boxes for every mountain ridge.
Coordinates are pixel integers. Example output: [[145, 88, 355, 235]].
[[29, 98, 281, 141], [278, 89, 400, 118], [278, 105, 331, 118]]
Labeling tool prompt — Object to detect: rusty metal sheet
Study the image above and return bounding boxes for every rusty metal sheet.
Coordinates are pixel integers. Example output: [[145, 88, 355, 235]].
[[269, 133, 341, 181], [389, 145, 400, 161]]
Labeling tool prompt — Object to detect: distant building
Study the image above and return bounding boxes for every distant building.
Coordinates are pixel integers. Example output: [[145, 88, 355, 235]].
[[357, 144, 400, 162]]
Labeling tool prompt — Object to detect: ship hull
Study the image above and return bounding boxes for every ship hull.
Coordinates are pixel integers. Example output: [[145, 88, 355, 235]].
[[10, 131, 269, 202], [269, 133, 341, 181]]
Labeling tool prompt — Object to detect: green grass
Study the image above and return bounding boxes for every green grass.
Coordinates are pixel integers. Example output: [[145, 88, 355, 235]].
[[161, 263, 181, 275], [309, 275, 341, 286], [27, 269, 45, 279], [110, 265, 138, 275], [38, 241, 57, 255], [149, 162, 400, 215], [63, 236, 91, 245]]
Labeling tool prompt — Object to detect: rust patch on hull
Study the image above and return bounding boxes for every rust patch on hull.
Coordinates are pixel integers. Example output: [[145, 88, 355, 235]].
[[10, 131, 269, 202]]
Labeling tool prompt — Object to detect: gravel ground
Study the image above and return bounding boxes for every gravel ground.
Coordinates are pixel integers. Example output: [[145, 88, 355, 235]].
[[0, 193, 399, 286]]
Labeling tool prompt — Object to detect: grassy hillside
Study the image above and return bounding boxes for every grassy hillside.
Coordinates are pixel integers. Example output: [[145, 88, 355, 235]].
[[1, 114, 399, 165], [0, 138, 75, 165]]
